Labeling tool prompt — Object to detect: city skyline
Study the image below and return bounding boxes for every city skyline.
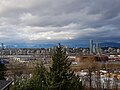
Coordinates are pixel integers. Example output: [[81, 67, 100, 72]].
[[0, 0, 120, 46]]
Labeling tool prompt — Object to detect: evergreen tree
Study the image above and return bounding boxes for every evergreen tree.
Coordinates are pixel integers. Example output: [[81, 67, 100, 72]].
[[0, 60, 5, 80], [29, 62, 47, 90], [12, 44, 82, 90], [47, 44, 82, 90], [12, 62, 47, 90]]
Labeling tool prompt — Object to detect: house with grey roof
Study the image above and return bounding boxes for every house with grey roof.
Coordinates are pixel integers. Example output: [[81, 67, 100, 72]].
[[0, 80, 13, 90]]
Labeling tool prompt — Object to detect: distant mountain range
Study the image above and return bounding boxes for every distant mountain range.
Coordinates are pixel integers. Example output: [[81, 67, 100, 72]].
[[5, 43, 57, 48], [100, 42, 120, 48], [2, 42, 120, 48]]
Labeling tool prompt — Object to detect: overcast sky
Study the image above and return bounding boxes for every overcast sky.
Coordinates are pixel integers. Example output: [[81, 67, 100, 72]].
[[0, 0, 120, 45]]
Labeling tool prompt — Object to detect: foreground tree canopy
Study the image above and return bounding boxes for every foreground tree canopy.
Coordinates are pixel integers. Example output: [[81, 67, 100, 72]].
[[12, 44, 82, 90], [0, 60, 5, 80]]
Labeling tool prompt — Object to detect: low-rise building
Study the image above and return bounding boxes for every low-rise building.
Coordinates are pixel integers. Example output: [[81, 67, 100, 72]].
[[0, 80, 13, 90]]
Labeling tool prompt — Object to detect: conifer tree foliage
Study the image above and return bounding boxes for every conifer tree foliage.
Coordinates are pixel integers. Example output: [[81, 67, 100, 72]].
[[47, 44, 82, 90], [12, 62, 47, 90], [12, 44, 82, 90], [0, 60, 5, 80]]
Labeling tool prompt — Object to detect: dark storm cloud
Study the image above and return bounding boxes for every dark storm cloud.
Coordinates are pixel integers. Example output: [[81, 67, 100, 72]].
[[0, 0, 119, 43]]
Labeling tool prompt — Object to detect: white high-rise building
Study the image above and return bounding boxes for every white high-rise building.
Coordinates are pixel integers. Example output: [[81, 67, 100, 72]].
[[90, 40, 93, 54]]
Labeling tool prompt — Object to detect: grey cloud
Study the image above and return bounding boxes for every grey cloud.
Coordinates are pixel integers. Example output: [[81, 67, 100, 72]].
[[0, 0, 120, 44]]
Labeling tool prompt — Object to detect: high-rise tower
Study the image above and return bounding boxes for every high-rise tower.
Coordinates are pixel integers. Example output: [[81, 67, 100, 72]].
[[90, 40, 93, 55], [96, 42, 100, 55], [1, 43, 4, 50]]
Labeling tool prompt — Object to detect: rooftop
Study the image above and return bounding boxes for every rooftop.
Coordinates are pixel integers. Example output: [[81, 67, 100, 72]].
[[0, 80, 13, 90]]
